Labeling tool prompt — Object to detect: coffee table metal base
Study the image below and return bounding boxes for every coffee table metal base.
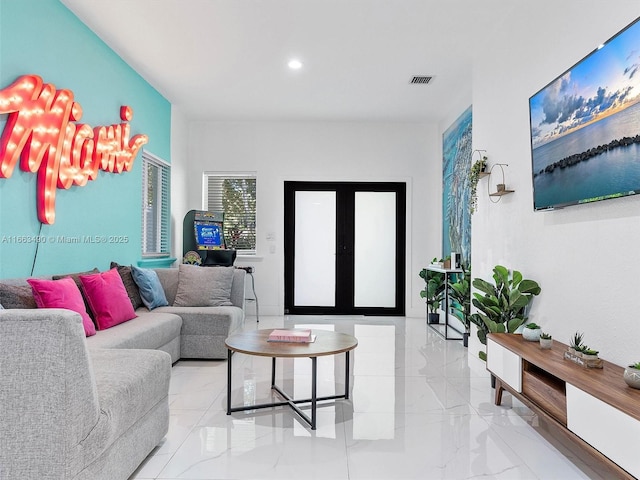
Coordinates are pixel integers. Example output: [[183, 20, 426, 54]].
[[226, 350, 350, 430]]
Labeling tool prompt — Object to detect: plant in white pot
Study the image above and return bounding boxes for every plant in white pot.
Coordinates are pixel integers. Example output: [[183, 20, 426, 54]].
[[469, 265, 541, 361], [522, 322, 541, 341], [624, 362, 640, 389], [539, 332, 553, 349], [581, 347, 599, 360]]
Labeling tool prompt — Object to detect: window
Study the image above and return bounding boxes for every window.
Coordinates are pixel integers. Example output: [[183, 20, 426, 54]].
[[142, 151, 170, 256], [204, 172, 256, 253]]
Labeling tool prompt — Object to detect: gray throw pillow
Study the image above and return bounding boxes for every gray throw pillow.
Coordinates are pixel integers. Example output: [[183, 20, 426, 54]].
[[0, 283, 37, 309], [173, 264, 234, 307], [110, 262, 144, 310]]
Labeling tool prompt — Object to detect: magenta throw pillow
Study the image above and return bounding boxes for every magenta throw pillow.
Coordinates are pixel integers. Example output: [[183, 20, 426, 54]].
[[79, 268, 137, 330], [27, 277, 96, 337]]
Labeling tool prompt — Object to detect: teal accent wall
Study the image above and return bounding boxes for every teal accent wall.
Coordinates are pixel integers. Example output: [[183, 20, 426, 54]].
[[0, 0, 171, 278]]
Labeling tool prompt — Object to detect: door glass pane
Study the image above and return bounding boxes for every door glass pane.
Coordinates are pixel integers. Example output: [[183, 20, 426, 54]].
[[294, 191, 336, 306], [354, 192, 395, 308]]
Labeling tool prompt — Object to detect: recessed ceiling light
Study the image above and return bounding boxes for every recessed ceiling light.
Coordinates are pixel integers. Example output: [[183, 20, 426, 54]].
[[287, 59, 303, 70]]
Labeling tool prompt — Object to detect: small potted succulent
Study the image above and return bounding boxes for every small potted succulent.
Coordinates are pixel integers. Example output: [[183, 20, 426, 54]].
[[581, 347, 599, 361], [569, 332, 584, 355], [624, 362, 640, 389], [522, 322, 541, 342], [539, 332, 553, 349]]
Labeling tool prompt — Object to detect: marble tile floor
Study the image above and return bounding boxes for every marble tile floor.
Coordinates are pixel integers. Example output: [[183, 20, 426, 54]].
[[130, 315, 609, 480]]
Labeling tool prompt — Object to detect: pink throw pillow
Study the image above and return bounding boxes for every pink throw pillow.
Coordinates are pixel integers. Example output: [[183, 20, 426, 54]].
[[79, 268, 137, 330], [27, 277, 96, 337]]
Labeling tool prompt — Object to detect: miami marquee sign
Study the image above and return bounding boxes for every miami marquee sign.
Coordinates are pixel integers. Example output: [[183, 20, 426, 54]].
[[0, 74, 148, 224]]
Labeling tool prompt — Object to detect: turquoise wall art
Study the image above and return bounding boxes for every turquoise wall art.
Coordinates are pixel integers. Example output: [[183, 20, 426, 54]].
[[442, 105, 472, 267]]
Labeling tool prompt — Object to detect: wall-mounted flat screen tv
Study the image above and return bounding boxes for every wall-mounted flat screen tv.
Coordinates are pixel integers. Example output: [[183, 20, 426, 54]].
[[529, 16, 640, 211]]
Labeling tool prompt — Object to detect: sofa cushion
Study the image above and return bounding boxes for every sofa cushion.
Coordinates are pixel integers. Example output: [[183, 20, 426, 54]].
[[80, 268, 137, 331], [0, 283, 37, 309], [173, 264, 234, 307], [84, 348, 171, 467], [27, 277, 96, 336], [110, 262, 144, 310], [131, 266, 169, 310], [154, 268, 180, 305], [155, 305, 243, 336], [161, 305, 244, 359], [85, 310, 182, 352]]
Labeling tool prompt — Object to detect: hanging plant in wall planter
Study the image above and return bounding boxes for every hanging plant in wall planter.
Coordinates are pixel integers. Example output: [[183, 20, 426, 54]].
[[469, 151, 488, 214]]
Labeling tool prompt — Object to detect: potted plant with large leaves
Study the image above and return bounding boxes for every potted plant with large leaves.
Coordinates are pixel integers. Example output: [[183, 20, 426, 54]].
[[419, 260, 445, 324], [449, 265, 471, 346], [469, 265, 541, 361]]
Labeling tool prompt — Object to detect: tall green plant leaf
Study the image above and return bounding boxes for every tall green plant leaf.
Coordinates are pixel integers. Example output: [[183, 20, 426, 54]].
[[519, 279, 541, 295], [472, 278, 495, 296], [507, 318, 525, 332], [512, 270, 523, 286]]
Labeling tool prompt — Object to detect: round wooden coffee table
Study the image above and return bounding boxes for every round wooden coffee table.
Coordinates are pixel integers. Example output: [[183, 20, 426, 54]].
[[225, 329, 358, 430]]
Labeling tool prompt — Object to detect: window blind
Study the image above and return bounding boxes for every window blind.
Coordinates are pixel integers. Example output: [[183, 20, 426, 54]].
[[204, 173, 256, 253], [142, 152, 171, 256]]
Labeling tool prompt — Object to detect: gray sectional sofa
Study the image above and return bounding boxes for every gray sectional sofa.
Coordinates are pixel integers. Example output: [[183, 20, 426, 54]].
[[0, 266, 246, 480]]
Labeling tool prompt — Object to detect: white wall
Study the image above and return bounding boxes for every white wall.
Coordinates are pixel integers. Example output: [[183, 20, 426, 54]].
[[170, 106, 190, 262], [186, 121, 440, 316], [471, 2, 640, 365]]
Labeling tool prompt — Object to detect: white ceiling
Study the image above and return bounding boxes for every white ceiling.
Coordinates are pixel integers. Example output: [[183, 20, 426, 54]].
[[61, 0, 494, 123]]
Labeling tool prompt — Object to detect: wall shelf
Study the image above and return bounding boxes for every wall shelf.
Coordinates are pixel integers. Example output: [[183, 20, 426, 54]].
[[489, 189, 515, 197], [486, 163, 514, 202]]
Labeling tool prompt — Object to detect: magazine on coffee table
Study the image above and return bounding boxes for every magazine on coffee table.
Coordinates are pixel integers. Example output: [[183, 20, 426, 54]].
[[267, 329, 316, 343]]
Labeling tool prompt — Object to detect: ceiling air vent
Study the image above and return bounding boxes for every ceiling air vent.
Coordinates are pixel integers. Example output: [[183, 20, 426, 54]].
[[410, 75, 433, 84]]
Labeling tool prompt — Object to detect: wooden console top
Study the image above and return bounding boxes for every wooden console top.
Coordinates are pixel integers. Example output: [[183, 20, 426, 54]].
[[488, 333, 640, 422]]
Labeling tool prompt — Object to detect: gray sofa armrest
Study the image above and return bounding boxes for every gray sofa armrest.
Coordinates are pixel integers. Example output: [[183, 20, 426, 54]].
[[0, 309, 101, 479], [230, 268, 246, 309]]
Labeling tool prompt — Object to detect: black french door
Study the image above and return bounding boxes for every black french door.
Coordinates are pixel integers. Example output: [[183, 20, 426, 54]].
[[284, 181, 405, 315]]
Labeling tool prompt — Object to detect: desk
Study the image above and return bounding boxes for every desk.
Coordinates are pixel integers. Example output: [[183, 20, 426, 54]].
[[225, 329, 358, 430]]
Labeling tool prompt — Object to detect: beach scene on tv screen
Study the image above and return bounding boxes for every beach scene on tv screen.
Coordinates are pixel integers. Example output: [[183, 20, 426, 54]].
[[529, 18, 640, 210]]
